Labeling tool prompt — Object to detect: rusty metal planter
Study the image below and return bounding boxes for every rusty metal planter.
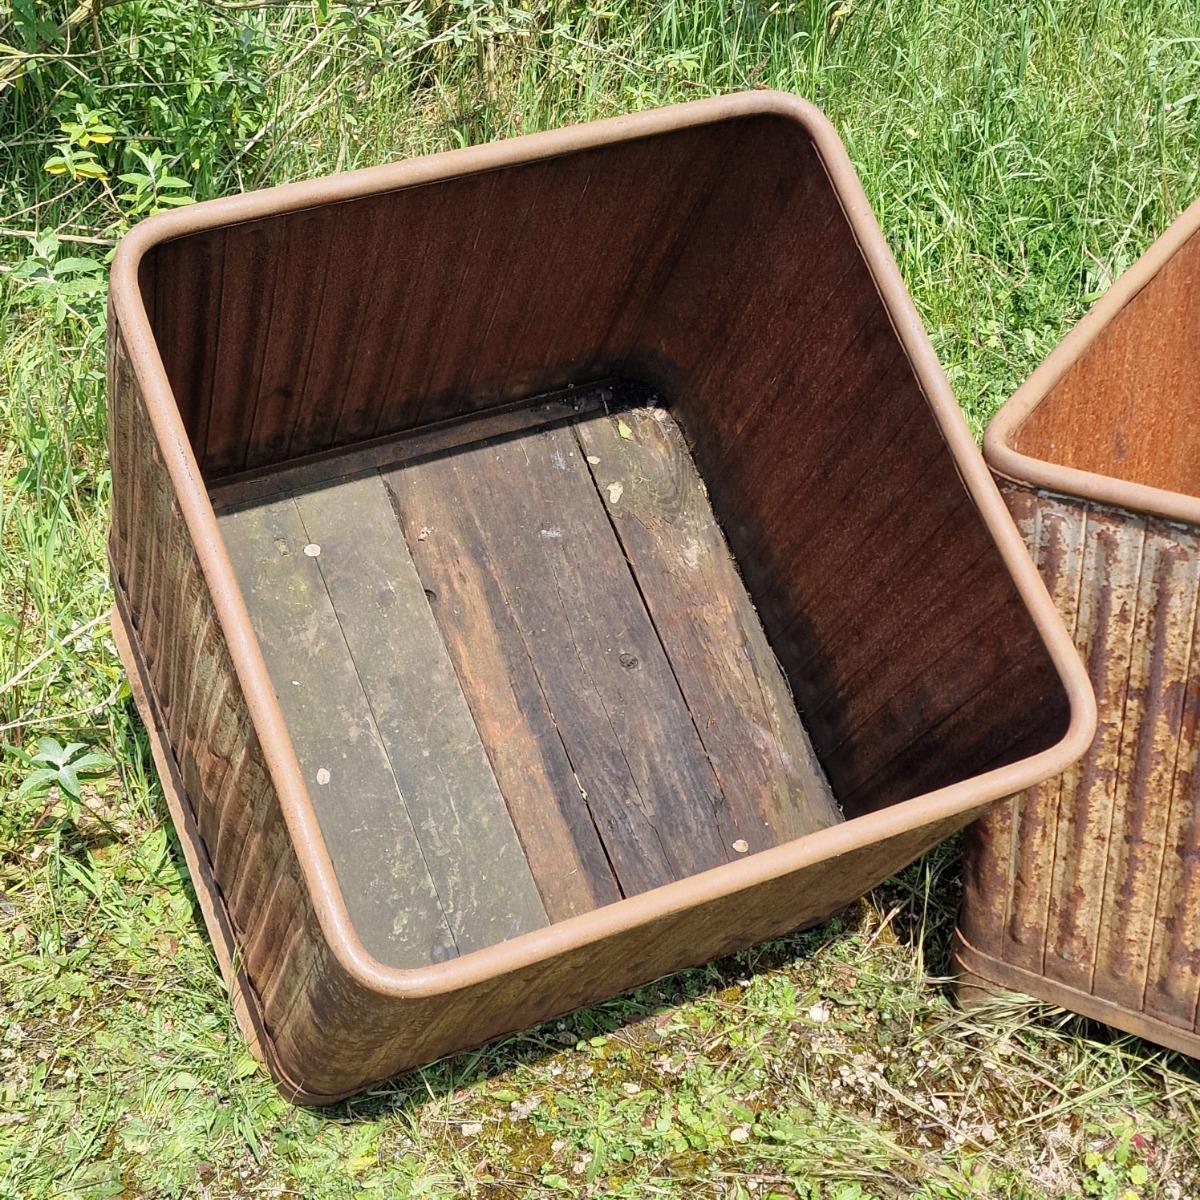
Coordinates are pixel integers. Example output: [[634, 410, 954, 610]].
[[108, 91, 1092, 1102], [956, 198, 1200, 1056]]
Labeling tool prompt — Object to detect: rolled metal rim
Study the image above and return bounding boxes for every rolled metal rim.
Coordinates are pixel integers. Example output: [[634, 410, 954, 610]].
[[108, 89, 1098, 1000], [985, 195, 1200, 530]]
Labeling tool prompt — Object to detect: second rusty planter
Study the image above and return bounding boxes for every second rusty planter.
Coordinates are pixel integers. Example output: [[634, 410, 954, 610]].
[[956, 198, 1200, 1055]]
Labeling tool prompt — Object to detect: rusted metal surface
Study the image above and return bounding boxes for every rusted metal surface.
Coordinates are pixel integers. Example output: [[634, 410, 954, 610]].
[[107, 92, 1094, 1101], [958, 197, 1200, 1057]]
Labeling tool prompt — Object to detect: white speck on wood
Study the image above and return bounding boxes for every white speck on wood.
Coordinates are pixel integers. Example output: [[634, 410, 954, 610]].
[[586, 455, 601, 465], [303, 543, 321, 557], [606, 481, 624, 504], [732, 838, 749, 853], [540, 528, 562, 539], [316, 767, 331, 785]]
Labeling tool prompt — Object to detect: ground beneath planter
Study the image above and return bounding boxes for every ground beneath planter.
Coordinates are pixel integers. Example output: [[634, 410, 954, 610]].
[[212, 388, 841, 969]]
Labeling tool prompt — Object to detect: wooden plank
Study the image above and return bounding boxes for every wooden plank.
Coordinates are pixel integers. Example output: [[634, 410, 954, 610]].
[[574, 407, 839, 850], [286, 200, 392, 459], [293, 473, 547, 951], [382, 463, 622, 921], [217, 497, 456, 968], [207, 385, 614, 513], [385, 423, 740, 897], [151, 230, 225, 465]]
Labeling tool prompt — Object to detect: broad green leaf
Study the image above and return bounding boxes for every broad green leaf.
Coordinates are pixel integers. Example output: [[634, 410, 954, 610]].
[[57, 763, 81, 799], [34, 736, 65, 763], [16, 767, 59, 798]]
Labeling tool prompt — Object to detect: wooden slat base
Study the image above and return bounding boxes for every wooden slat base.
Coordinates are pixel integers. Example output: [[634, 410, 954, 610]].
[[214, 393, 842, 963]]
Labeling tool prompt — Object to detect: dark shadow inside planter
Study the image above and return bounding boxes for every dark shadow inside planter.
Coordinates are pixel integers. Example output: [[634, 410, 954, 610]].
[[1010, 223, 1200, 496], [136, 110, 1072, 973]]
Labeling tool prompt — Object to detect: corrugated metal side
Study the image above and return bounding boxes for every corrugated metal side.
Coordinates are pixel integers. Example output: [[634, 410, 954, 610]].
[[960, 477, 1200, 1051], [108, 317, 356, 1093]]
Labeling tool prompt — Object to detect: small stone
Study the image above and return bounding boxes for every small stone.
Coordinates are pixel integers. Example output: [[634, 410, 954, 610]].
[[730, 1125, 750, 1143], [808, 1001, 831, 1023], [732, 839, 749, 854], [303, 543, 321, 557], [316, 768, 331, 786], [509, 1093, 541, 1120], [460, 1122, 483, 1137], [622, 1082, 640, 1096]]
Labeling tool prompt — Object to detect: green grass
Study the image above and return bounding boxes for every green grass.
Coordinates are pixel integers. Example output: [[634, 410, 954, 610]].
[[3, 1, 1200, 1196]]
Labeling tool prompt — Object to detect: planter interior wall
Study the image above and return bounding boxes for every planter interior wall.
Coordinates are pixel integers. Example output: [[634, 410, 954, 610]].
[[108, 92, 1092, 1101], [957, 197, 1200, 1056]]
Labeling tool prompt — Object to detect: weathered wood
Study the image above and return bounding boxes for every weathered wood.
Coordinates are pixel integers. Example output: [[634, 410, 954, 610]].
[[207, 384, 615, 510], [386, 421, 740, 897], [218, 496, 456, 967], [385, 459, 622, 920], [293, 472, 547, 951], [1144, 603, 1200, 1029], [574, 407, 839, 849], [150, 230, 225, 460]]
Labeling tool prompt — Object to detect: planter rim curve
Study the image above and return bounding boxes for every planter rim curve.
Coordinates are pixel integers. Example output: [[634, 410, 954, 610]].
[[108, 89, 1097, 1000], [985, 195, 1200, 529]]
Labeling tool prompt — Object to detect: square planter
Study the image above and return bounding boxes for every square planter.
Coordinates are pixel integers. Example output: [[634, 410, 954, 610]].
[[108, 91, 1092, 1102], [956, 197, 1200, 1055]]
